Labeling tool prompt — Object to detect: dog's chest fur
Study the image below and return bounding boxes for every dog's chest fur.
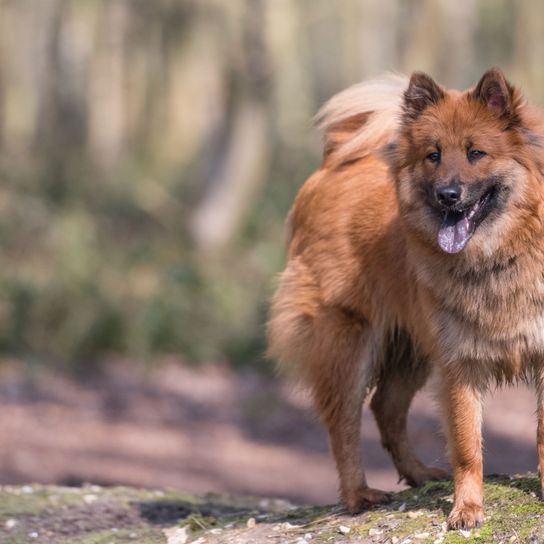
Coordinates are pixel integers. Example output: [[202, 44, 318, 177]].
[[414, 247, 544, 380]]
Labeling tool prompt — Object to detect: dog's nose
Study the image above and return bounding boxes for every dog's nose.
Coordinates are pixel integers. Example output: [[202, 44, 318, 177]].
[[435, 184, 461, 207]]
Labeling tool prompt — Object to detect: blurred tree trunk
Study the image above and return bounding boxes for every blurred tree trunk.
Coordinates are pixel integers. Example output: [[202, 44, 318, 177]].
[[399, 0, 476, 84], [190, 0, 271, 252], [359, 0, 400, 77], [512, 0, 544, 100], [0, 2, 37, 155], [398, 0, 440, 74], [33, 0, 89, 202], [268, 0, 313, 147], [437, 0, 477, 87], [34, 0, 66, 150], [88, 0, 128, 170]]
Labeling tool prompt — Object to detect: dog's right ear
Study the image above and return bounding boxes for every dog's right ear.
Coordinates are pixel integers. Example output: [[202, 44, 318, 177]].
[[403, 72, 445, 122], [472, 68, 521, 125]]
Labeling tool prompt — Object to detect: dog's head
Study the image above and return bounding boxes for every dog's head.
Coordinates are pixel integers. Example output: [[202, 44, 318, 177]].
[[388, 68, 544, 258]]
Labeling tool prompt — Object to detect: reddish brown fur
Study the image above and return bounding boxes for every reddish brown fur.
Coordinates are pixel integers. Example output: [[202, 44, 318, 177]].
[[267, 69, 544, 529]]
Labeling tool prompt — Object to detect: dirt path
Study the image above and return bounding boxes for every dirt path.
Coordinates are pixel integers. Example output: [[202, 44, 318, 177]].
[[2, 476, 544, 543], [0, 360, 539, 505]]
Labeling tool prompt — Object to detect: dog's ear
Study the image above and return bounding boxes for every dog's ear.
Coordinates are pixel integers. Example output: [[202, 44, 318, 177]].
[[472, 68, 521, 123], [403, 72, 445, 122]]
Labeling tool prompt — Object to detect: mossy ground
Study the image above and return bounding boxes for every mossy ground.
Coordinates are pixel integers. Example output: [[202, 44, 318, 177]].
[[1, 475, 543, 543]]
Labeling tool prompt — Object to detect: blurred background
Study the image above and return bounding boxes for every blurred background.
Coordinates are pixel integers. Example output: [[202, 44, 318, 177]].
[[0, 0, 543, 504]]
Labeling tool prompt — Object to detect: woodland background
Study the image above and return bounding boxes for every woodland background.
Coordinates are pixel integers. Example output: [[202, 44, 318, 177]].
[[1, 0, 542, 368], [0, 0, 544, 505]]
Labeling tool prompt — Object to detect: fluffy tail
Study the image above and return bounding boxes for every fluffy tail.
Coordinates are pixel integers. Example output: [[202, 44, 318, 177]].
[[316, 74, 408, 166]]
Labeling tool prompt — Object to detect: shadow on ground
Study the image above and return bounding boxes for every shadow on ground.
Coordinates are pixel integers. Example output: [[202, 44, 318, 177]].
[[0, 359, 539, 505]]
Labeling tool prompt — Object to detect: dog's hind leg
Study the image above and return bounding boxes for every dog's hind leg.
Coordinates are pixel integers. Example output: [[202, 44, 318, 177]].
[[268, 261, 390, 512], [309, 309, 391, 513], [370, 333, 448, 487]]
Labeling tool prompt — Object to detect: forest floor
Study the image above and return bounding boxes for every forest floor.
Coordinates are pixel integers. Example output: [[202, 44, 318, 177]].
[[0, 358, 540, 506], [2, 476, 544, 543]]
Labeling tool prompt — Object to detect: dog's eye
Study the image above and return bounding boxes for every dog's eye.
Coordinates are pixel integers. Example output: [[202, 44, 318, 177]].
[[426, 151, 441, 163], [468, 149, 487, 161]]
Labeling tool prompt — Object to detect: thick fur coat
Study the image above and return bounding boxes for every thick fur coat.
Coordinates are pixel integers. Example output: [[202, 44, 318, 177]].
[[267, 69, 544, 529]]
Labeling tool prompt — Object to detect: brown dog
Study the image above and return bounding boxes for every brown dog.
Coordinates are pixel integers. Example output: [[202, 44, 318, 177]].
[[267, 68, 544, 529]]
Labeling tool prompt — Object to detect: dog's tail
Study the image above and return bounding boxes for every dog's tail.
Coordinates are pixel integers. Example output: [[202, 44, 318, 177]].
[[316, 74, 408, 166]]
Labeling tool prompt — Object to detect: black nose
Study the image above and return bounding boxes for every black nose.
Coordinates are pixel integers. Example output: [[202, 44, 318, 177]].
[[435, 184, 461, 207]]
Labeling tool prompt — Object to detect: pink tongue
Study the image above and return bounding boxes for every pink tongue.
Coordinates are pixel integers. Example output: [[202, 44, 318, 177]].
[[437, 214, 471, 254]]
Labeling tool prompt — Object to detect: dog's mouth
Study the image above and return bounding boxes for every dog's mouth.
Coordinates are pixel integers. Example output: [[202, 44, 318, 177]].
[[437, 186, 496, 254]]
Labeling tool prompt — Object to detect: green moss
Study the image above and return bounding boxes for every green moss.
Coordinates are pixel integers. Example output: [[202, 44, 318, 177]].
[[69, 528, 165, 544], [3, 476, 544, 544], [0, 485, 94, 519], [508, 476, 541, 495]]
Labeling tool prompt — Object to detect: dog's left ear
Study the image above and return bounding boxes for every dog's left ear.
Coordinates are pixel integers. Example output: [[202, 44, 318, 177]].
[[403, 72, 445, 121], [472, 68, 521, 122]]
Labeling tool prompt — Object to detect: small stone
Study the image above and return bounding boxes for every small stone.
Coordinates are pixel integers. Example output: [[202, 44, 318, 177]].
[[368, 528, 382, 536], [510, 536, 517, 543], [401, 539, 412, 544], [304, 533, 312, 540], [5, 519, 17, 530], [459, 529, 471, 538], [295, 539, 307, 544], [408, 511, 422, 519], [280, 522, 295, 530], [129, 533, 138, 540], [391, 537, 399, 544], [162, 526, 189, 544], [83, 494, 98, 504], [415, 533, 430, 540], [398, 502, 406, 512], [246, 517, 256, 528], [433, 538, 444, 544], [29, 533, 39, 539], [339, 525, 351, 534], [21, 485, 34, 494]]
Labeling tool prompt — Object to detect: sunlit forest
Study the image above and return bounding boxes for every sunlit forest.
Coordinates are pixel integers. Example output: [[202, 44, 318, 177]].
[[1, 0, 542, 368]]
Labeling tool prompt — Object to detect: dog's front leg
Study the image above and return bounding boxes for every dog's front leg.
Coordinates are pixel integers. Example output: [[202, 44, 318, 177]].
[[536, 385, 544, 498], [439, 370, 484, 530]]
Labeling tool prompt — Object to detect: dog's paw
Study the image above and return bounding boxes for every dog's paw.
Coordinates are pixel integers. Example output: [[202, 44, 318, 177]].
[[447, 502, 483, 530], [343, 486, 392, 514], [403, 465, 449, 487]]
